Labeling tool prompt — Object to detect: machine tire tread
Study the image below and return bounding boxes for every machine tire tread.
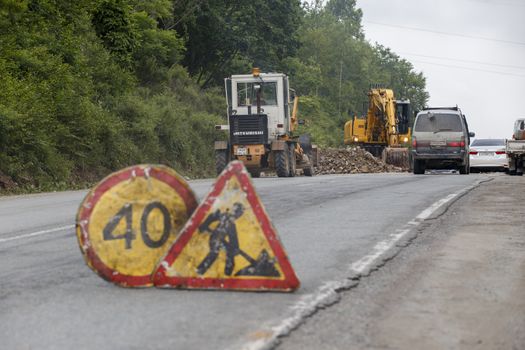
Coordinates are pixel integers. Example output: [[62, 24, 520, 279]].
[[288, 143, 297, 177], [215, 150, 228, 175], [275, 150, 289, 177]]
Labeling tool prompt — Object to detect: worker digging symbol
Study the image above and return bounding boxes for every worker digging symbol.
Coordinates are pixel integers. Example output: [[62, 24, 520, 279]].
[[196, 202, 280, 277], [152, 161, 300, 291]]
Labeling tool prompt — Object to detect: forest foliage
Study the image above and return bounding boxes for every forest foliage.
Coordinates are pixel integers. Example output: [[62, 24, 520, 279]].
[[0, 0, 428, 190]]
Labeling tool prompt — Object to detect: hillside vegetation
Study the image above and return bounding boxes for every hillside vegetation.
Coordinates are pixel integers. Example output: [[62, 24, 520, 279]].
[[0, 0, 428, 191]]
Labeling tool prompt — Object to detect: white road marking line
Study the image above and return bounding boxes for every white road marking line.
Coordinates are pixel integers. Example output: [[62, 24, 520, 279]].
[[0, 225, 75, 244], [416, 193, 457, 220], [241, 182, 480, 350]]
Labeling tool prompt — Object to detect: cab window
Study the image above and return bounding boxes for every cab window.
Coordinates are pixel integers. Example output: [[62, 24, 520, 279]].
[[237, 82, 277, 106]]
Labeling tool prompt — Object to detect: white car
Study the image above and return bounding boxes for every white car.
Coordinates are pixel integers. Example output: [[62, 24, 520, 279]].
[[469, 138, 507, 172]]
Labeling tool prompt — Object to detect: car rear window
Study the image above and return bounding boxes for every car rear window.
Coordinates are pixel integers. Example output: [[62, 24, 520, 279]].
[[471, 139, 505, 146], [414, 113, 463, 132]]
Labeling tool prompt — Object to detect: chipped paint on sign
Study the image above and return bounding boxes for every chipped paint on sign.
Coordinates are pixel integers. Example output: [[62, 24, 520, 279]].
[[76, 165, 197, 287], [153, 161, 300, 292]]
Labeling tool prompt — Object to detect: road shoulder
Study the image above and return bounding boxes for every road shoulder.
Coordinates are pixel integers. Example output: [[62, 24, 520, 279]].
[[278, 175, 525, 350]]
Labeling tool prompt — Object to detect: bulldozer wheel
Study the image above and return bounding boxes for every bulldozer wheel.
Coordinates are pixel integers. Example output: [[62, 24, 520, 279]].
[[215, 150, 228, 175], [275, 150, 289, 177], [288, 143, 297, 177], [299, 134, 312, 154], [303, 163, 314, 176]]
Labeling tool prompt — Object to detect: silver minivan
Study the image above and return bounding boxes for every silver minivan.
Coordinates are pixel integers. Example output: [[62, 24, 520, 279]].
[[411, 107, 475, 174]]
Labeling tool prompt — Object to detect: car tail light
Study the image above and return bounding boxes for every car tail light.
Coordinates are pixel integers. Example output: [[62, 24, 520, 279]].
[[447, 137, 465, 147], [469, 150, 478, 155], [412, 137, 417, 148], [495, 151, 505, 155]]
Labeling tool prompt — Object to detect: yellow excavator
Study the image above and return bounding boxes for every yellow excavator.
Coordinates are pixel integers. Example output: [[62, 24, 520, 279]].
[[344, 88, 411, 168]]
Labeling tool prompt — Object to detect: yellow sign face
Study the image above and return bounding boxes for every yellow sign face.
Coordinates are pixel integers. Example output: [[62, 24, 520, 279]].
[[167, 176, 284, 279], [76, 165, 197, 287], [154, 161, 300, 291]]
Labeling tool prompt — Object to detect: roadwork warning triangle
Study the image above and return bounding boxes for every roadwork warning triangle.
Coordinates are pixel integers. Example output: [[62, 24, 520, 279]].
[[153, 161, 300, 292]]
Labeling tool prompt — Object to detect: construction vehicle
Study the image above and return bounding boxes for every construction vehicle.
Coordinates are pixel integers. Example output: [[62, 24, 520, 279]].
[[343, 88, 411, 167], [214, 69, 317, 177], [506, 118, 525, 175]]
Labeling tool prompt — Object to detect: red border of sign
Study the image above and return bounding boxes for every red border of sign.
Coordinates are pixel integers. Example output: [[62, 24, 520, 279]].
[[76, 165, 198, 287], [153, 161, 300, 291]]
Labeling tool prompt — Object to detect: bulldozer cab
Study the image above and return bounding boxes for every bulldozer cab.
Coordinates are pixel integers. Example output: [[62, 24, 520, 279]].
[[236, 82, 277, 107], [225, 72, 293, 142]]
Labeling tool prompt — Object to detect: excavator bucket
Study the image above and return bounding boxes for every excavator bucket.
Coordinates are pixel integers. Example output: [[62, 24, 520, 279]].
[[383, 147, 410, 169]]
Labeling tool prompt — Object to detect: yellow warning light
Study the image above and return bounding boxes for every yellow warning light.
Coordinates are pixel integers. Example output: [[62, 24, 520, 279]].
[[252, 67, 261, 77]]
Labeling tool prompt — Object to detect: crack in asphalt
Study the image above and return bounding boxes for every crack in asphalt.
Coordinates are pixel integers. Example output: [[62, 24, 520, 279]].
[[240, 178, 491, 350], [422, 177, 494, 221]]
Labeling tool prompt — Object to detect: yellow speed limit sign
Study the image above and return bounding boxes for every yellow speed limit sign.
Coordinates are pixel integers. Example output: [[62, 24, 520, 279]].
[[76, 165, 197, 287]]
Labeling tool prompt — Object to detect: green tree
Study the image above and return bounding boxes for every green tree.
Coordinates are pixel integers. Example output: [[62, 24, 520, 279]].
[[172, 0, 303, 88], [0, 0, 223, 190], [92, 0, 137, 68], [284, 0, 428, 146], [0, 0, 429, 192]]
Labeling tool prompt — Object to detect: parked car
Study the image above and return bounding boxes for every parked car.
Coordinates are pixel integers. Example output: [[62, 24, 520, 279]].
[[411, 106, 475, 174], [469, 138, 507, 172]]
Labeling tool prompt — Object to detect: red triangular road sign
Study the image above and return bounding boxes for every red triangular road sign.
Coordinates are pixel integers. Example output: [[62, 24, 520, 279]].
[[153, 161, 300, 292]]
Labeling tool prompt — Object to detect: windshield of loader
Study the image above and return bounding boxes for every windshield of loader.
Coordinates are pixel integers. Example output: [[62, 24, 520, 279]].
[[414, 113, 463, 132], [237, 82, 277, 106]]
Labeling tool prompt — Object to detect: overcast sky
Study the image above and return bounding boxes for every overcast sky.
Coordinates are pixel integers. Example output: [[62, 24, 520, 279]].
[[354, 0, 525, 139]]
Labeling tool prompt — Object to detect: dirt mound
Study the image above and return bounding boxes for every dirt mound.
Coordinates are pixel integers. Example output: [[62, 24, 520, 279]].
[[0, 171, 17, 190], [316, 147, 405, 174]]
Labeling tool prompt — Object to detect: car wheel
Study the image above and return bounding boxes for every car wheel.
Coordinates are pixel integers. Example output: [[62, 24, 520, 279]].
[[517, 159, 524, 176], [413, 160, 425, 174]]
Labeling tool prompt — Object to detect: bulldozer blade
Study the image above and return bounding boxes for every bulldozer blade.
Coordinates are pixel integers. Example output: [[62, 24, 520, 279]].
[[384, 147, 410, 169], [235, 249, 281, 277]]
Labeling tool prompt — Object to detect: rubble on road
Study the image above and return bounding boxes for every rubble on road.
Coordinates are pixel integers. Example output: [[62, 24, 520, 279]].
[[316, 147, 406, 174]]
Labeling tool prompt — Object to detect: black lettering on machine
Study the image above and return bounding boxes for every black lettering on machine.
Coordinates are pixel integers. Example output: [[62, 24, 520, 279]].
[[232, 131, 264, 136]]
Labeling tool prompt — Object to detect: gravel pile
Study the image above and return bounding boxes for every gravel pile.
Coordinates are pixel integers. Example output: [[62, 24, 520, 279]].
[[316, 147, 405, 174]]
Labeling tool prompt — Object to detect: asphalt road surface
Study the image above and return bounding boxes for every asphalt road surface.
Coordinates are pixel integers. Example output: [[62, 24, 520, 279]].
[[278, 174, 525, 350], [1, 172, 520, 349]]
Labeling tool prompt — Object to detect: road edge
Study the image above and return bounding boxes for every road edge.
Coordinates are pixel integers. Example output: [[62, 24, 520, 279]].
[[238, 177, 494, 350]]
